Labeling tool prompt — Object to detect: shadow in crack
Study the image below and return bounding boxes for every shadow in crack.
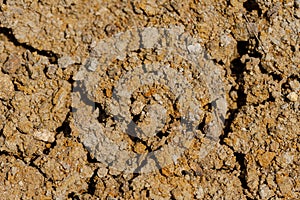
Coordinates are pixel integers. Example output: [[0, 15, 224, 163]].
[[0, 27, 59, 64]]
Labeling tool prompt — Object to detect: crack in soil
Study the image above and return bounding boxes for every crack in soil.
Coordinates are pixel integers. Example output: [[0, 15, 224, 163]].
[[0, 27, 59, 64], [219, 39, 260, 196]]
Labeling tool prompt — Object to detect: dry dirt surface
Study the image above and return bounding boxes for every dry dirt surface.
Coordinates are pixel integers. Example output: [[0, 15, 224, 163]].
[[0, 0, 300, 199]]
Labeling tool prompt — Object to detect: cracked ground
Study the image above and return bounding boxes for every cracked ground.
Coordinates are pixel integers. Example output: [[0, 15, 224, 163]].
[[0, 0, 300, 199]]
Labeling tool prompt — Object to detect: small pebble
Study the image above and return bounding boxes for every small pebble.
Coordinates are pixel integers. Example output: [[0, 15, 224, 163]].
[[58, 55, 75, 69], [85, 57, 98, 71], [287, 92, 298, 102], [33, 129, 56, 143]]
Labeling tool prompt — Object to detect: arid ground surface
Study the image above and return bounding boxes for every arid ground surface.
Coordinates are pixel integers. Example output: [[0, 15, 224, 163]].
[[0, 0, 300, 199]]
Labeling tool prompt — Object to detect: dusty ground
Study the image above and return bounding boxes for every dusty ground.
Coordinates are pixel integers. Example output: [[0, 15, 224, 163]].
[[0, 0, 300, 199]]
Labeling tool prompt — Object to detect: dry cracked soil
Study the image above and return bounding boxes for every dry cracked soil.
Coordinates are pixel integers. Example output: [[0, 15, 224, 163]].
[[0, 0, 300, 199]]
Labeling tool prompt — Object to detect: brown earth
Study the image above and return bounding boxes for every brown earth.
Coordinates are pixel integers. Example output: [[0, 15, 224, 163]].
[[0, 0, 299, 199]]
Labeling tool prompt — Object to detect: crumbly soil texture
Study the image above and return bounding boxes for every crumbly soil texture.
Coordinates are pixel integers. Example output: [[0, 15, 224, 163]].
[[0, 0, 300, 199]]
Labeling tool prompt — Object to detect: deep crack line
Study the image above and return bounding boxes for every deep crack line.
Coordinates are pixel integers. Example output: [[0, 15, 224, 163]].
[[0, 27, 59, 64]]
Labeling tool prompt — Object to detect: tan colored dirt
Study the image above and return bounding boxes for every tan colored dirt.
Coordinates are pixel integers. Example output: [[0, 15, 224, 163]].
[[0, 0, 299, 199]]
